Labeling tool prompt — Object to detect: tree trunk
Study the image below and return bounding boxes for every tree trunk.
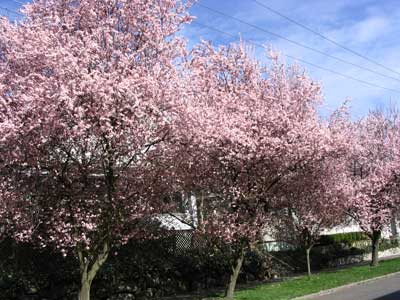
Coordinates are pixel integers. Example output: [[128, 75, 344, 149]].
[[78, 280, 91, 300], [306, 247, 312, 278], [225, 247, 245, 300], [78, 241, 109, 300], [371, 230, 381, 267], [390, 215, 398, 240]]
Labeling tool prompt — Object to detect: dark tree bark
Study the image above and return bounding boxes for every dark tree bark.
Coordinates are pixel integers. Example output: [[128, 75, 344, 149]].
[[370, 230, 381, 267], [225, 247, 245, 299]]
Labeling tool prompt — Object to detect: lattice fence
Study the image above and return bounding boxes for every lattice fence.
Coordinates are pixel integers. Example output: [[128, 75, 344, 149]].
[[163, 230, 206, 254]]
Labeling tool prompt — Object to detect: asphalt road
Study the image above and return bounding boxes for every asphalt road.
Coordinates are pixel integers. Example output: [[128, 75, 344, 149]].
[[306, 272, 400, 300]]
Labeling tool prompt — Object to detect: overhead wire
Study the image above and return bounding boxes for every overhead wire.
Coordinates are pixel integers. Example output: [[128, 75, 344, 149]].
[[192, 20, 400, 95], [9, 0, 25, 5], [0, 6, 23, 16], [249, 0, 400, 77], [196, 2, 400, 84], [1, 2, 400, 94]]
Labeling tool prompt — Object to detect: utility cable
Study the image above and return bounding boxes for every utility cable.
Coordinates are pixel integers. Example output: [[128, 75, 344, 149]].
[[192, 20, 400, 95], [250, 0, 400, 77], [196, 2, 400, 84], [0, 6, 23, 16]]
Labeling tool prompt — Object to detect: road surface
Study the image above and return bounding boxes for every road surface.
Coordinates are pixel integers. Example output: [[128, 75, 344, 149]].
[[306, 272, 400, 300]]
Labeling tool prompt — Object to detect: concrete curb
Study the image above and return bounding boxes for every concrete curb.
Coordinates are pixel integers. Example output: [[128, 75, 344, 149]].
[[292, 271, 400, 300]]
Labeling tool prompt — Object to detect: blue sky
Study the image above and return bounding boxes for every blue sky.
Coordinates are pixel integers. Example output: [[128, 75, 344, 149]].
[[1, 0, 400, 119]]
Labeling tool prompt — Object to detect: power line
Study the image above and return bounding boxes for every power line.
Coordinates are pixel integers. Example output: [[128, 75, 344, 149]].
[[0, 6, 23, 17], [192, 20, 400, 95], [1, 3, 400, 94], [196, 2, 400, 84], [9, 0, 25, 5], [250, 0, 400, 78]]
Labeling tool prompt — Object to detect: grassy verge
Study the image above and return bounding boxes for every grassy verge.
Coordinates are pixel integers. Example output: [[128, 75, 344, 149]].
[[227, 257, 400, 300]]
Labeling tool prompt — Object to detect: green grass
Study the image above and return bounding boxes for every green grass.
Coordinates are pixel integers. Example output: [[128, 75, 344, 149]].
[[225, 258, 400, 300]]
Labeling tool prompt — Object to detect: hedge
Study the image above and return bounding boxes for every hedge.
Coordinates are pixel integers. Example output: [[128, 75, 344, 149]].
[[318, 232, 369, 246]]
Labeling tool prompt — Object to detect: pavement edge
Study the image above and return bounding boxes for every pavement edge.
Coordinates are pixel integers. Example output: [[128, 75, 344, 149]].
[[291, 271, 400, 300]]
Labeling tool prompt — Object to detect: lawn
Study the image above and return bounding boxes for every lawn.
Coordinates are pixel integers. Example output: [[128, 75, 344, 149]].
[[228, 257, 400, 300]]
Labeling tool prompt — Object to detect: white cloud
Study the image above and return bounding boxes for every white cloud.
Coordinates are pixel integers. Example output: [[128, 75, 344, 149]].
[[351, 16, 390, 43]]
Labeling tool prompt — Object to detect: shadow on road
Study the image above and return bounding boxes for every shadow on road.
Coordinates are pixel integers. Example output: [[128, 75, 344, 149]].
[[373, 291, 400, 300]]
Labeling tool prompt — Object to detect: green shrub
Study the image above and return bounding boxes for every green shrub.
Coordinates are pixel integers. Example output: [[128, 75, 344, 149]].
[[358, 238, 400, 253], [379, 239, 399, 251], [269, 245, 366, 272], [318, 232, 369, 246]]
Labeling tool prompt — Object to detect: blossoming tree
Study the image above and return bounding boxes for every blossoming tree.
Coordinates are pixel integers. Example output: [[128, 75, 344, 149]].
[[178, 43, 329, 299], [0, 0, 191, 299], [272, 107, 353, 276], [273, 157, 350, 277], [347, 110, 400, 266]]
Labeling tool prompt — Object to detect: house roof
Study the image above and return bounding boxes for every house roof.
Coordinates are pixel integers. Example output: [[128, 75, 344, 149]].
[[156, 213, 194, 231]]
